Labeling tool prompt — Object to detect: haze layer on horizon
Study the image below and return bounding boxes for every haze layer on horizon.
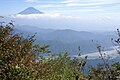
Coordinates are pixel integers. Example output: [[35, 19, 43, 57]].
[[0, 0, 120, 31]]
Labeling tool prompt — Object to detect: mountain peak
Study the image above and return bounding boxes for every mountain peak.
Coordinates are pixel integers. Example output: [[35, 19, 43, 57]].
[[18, 7, 44, 14]]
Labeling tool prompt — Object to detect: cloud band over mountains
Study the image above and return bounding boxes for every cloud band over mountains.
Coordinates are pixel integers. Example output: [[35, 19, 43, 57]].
[[11, 14, 79, 19]]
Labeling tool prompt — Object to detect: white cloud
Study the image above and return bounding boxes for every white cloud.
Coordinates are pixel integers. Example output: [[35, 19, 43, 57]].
[[35, 4, 62, 8], [66, 3, 80, 6], [10, 14, 79, 19], [66, 2, 116, 7], [63, 0, 119, 3], [105, 16, 112, 20], [62, 0, 120, 7], [53, 9, 102, 13], [36, 5, 54, 8], [25, 0, 38, 2]]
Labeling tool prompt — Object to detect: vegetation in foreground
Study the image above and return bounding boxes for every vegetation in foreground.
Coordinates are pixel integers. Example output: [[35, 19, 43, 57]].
[[0, 22, 120, 80]]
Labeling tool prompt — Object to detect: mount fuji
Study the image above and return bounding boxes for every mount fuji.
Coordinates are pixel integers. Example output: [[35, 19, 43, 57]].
[[18, 7, 44, 14]]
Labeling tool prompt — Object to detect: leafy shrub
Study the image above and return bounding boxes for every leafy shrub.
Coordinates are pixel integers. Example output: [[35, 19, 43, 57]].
[[0, 22, 120, 80], [0, 22, 88, 80], [0, 23, 50, 79]]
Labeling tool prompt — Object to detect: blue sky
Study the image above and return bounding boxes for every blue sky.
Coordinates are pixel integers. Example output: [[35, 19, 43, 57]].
[[1, 0, 120, 16], [0, 0, 120, 31]]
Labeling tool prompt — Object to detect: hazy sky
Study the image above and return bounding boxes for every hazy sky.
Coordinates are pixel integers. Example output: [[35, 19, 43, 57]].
[[0, 0, 120, 31], [0, 0, 120, 15]]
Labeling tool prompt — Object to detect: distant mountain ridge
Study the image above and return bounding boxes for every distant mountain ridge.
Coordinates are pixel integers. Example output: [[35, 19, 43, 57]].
[[14, 25, 116, 55], [18, 7, 44, 14]]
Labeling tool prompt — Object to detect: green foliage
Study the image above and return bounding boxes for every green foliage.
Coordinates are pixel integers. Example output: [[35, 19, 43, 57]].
[[88, 29, 120, 80], [0, 23, 87, 80], [0, 22, 120, 80], [0, 23, 50, 80]]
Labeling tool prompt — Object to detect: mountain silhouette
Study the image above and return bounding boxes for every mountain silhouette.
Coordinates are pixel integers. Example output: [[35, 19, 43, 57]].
[[18, 7, 44, 14]]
